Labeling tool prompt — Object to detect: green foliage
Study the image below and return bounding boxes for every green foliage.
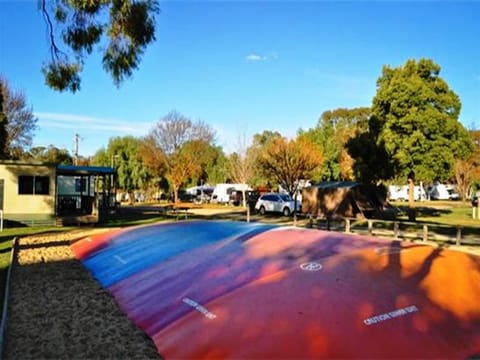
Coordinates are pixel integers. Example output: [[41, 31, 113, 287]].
[[370, 58, 473, 183], [346, 117, 394, 183], [93, 136, 150, 192], [25, 145, 74, 164], [299, 119, 340, 181], [42, 62, 82, 93], [40, 0, 159, 91], [299, 107, 370, 181], [194, 144, 227, 185]]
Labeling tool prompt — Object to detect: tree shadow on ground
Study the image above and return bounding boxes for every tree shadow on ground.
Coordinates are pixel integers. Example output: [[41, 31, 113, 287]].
[[396, 205, 452, 218]]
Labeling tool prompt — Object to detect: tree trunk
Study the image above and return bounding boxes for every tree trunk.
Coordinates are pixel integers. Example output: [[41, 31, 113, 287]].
[[173, 185, 179, 204], [293, 192, 298, 226], [408, 178, 416, 221]]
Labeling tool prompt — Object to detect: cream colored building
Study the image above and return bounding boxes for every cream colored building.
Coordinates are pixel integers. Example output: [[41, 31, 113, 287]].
[[0, 161, 57, 225], [0, 161, 116, 226]]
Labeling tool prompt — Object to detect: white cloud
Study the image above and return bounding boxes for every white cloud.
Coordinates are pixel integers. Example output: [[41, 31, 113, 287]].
[[34, 112, 152, 135], [246, 54, 263, 62], [245, 52, 278, 62]]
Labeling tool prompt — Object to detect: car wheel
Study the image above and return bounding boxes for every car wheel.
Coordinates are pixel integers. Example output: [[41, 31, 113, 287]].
[[283, 207, 291, 216], [259, 206, 266, 215]]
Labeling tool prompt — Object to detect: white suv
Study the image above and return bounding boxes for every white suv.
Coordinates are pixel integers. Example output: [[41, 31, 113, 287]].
[[254, 193, 300, 216]]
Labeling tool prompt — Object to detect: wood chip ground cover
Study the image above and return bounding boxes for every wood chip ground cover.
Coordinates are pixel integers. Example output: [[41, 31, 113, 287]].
[[3, 229, 160, 359]]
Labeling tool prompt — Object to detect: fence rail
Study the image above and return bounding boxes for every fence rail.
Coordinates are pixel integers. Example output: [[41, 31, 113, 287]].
[[308, 216, 479, 247]]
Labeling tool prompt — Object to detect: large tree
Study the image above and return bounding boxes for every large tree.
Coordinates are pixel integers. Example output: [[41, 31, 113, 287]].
[[228, 131, 256, 208], [202, 145, 228, 185], [92, 136, 150, 200], [455, 129, 480, 201], [248, 130, 282, 188], [0, 77, 38, 159], [40, 0, 159, 92], [0, 83, 7, 159], [26, 145, 73, 164], [299, 107, 370, 181], [144, 111, 216, 203], [371, 58, 473, 183], [257, 136, 323, 197]]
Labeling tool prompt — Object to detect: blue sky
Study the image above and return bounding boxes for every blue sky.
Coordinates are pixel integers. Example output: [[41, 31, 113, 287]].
[[1, 0, 479, 157]]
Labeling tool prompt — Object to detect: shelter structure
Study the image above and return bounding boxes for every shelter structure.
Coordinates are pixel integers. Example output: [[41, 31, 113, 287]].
[[0, 161, 116, 226], [301, 181, 395, 220], [56, 165, 116, 225]]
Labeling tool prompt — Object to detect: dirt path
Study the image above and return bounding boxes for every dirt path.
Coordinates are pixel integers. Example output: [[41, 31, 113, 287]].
[[3, 229, 160, 360]]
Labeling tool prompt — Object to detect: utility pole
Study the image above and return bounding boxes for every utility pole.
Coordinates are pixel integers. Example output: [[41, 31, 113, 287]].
[[73, 133, 82, 165]]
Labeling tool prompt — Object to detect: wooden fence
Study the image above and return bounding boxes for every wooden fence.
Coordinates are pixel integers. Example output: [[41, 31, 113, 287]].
[[310, 217, 479, 247]]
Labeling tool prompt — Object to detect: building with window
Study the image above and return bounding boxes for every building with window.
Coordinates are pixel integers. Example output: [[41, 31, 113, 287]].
[[0, 161, 115, 226]]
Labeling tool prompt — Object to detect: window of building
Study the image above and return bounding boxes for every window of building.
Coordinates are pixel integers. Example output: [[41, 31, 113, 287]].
[[18, 176, 50, 195], [75, 178, 87, 192]]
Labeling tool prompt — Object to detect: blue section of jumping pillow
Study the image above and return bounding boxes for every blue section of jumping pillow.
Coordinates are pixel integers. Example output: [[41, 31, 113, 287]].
[[82, 220, 275, 288]]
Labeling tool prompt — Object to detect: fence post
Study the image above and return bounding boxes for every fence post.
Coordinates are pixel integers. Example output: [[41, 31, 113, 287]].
[[393, 221, 399, 240], [423, 224, 428, 242], [368, 220, 373, 236], [345, 218, 351, 233], [456, 226, 462, 246]]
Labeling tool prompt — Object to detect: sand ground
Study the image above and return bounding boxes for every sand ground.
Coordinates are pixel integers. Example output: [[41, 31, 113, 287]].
[[3, 229, 161, 360]]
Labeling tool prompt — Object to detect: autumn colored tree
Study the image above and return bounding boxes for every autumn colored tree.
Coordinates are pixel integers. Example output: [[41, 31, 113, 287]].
[[40, 0, 159, 91], [454, 129, 480, 201], [144, 111, 216, 203], [257, 136, 323, 197], [167, 140, 211, 202], [138, 133, 168, 181], [454, 158, 480, 202], [248, 130, 282, 188]]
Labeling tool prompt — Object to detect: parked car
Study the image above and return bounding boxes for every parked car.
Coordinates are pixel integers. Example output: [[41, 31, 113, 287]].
[[254, 193, 300, 216]]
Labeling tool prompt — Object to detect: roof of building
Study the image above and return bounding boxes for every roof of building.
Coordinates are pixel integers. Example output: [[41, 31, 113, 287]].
[[311, 181, 360, 189], [56, 165, 115, 175]]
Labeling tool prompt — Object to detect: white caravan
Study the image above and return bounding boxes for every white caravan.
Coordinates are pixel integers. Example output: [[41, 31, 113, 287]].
[[427, 183, 459, 200], [388, 185, 426, 201], [211, 183, 252, 204]]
